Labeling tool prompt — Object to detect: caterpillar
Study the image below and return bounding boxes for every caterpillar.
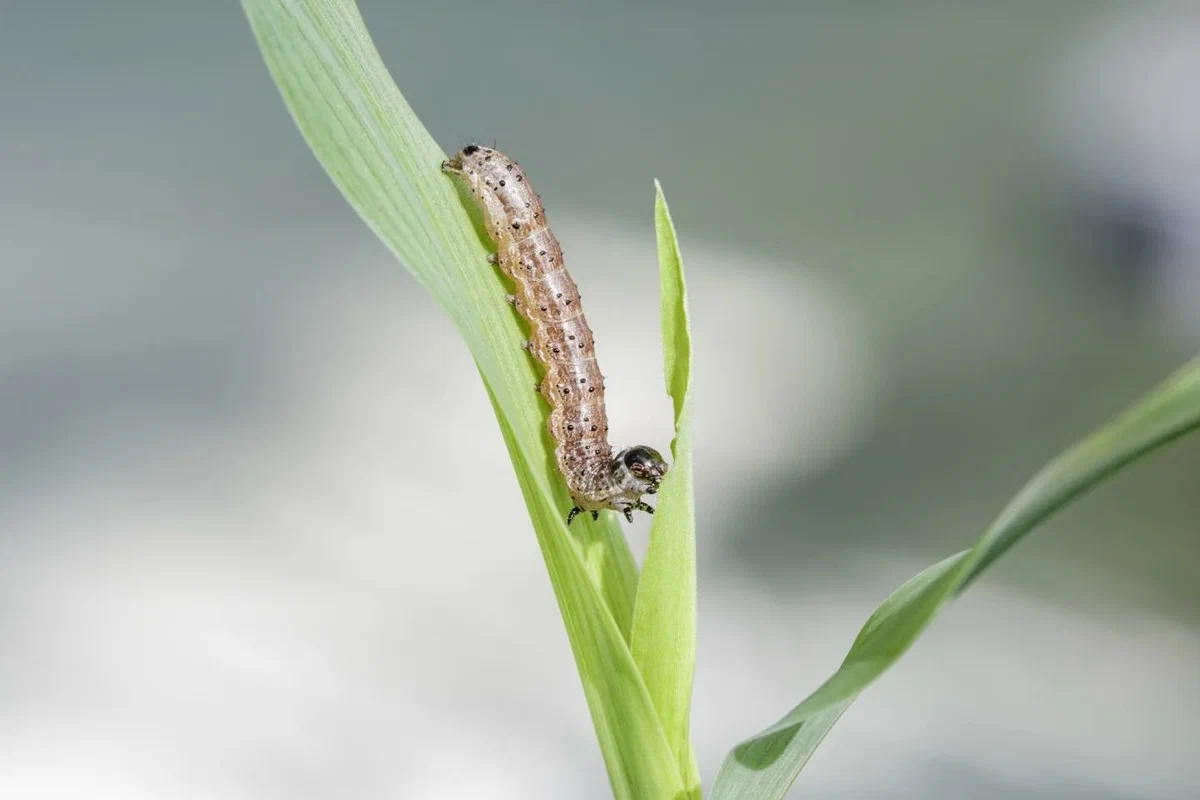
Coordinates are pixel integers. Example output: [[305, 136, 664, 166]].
[[442, 144, 667, 525]]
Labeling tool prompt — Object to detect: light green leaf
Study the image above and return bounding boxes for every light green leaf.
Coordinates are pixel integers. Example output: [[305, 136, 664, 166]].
[[711, 358, 1200, 799], [241, 1, 689, 797], [631, 183, 700, 796]]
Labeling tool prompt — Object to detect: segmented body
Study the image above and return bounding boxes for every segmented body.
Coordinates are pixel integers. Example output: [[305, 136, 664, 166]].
[[442, 145, 665, 522]]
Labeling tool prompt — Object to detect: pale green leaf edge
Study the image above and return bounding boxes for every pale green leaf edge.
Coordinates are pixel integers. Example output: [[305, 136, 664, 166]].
[[711, 358, 1200, 799], [241, 1, 688, 797], [631, 183, 701, 796]]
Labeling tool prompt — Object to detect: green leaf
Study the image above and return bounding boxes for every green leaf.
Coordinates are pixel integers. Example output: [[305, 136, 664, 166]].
[[711, 358, 1200, 799], [241, 1, 689, 797], [631, 183, 701, 797]]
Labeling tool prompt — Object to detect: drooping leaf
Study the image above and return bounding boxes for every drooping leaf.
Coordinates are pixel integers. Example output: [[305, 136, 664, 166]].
[[711, 359, 1200, 799]]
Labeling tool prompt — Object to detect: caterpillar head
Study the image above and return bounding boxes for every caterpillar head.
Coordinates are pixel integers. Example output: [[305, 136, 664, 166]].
[[442, 143, 484, 173], [612, 445, 668, 495]]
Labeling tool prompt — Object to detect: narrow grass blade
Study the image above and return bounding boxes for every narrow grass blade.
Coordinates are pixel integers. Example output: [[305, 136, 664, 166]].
[[241, 1, 683, 796], [711, 359, 1200, 799], [631, 183, 701, 796]]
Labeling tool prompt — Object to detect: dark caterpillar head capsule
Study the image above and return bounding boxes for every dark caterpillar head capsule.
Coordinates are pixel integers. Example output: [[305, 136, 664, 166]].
[[612, 445, 668, 495]]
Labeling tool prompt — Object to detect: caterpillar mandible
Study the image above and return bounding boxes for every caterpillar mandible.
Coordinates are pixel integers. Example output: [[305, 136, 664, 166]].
[[442, 144, 667, 525]]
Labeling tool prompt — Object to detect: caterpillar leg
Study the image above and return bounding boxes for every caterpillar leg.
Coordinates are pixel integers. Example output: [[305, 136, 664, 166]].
[[487, 253, 499, 265], [520, 340, 532, 351], [567, 507, 602, 525], [623, 500, 655, 522]]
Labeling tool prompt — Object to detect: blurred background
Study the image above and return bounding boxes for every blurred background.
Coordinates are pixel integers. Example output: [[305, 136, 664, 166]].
[[2, 1, 1199, 798]]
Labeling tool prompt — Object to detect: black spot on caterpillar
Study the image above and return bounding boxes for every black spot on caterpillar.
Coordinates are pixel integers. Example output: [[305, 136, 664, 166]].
[[442, 144, 666, 524]]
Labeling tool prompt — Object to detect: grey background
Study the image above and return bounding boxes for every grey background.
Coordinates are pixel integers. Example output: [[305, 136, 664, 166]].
[[2, 2, 1199, 798]]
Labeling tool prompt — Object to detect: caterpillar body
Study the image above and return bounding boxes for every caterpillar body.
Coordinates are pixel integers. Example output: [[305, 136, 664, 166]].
[[442, 144, 667, 524]]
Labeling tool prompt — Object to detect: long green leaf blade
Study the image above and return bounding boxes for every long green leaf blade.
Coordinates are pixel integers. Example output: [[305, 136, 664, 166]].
[[241, 1, 683, 796], [711, 358, 1200, 799], [631, 183, 700, 796]]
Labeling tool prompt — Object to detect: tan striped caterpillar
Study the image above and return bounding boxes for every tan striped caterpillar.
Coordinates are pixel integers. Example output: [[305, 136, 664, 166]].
[[442, 144, 667, 524]]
